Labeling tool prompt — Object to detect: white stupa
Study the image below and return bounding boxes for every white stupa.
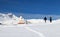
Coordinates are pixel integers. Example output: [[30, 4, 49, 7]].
[[18, 16, 26, 24]]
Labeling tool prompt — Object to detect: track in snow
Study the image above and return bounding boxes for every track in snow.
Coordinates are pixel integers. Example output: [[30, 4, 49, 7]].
[[25, 27, 45, 37]]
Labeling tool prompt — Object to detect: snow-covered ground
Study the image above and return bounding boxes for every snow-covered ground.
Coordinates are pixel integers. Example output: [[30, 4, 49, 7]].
[[0, 23, 60, 37], [0, 13, 60, 37]]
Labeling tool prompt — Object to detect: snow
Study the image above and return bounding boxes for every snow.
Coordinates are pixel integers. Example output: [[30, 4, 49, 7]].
[[0, 13, 60, 37], [0, 24, 60, 37], [0, 13, 60, 24]]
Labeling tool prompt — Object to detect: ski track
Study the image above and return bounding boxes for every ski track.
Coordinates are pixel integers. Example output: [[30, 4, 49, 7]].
[[25, 27, 45, 37]]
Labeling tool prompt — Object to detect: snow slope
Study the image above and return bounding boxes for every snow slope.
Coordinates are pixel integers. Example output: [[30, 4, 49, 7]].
[[0, 13, 60, 37], [0, 23, 60, 37]]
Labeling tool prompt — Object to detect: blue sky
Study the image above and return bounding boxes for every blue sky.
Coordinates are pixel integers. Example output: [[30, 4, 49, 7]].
[[0, 0, 60, 15]]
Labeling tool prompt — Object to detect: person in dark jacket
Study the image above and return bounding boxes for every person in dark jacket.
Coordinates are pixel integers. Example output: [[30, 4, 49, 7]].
[[44, 17, 47, 23], [50, 16, 52, 23]]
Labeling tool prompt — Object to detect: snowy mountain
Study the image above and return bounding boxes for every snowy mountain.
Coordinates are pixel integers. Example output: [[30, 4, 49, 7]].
[[0, 13, 60, 37], [0, 13, 60, 25], [0, 13, 17, 20], [0, 13, 19, 25]]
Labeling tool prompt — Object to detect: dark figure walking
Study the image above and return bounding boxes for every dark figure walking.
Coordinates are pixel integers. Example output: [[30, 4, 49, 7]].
[[50, 17, 52, 23], [44, 17, 47, 23]]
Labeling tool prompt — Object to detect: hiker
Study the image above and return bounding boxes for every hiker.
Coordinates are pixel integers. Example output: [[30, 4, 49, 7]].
[[44, 17, 47, 23], [50, 17, 52, 23]]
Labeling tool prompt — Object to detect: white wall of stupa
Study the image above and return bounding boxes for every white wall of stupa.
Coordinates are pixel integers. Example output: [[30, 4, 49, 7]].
[[18, 16, 26, 24]]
